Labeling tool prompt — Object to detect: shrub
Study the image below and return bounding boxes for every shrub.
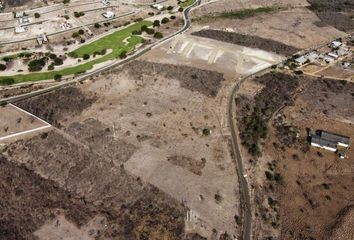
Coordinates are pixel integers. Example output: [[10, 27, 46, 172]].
[[0, 64, 6, 71], [34, 12, 40, 18], [68, 52, 78, 58], [63, 0, 70, 3], [154, 32, 163, 39], [78, 29, 84, 35], [167, 6, 173, 10], [145, 28, 155, 34], [49, 53, 57, 60], [202, 128, 210, 136], [153, 20, 160, 27], [161, 17, 169, 24], [178, 7, 184, 12], [148, 12, 154, 16], [82, 54, 90, 60], [94, 23, 101, 28], [132, 30, 142, 35], [141, 25, 148, 31], [28, 58, 46, 72], [80, 39, 85, 43], [74, 11, 84, 18], [0, 78, 15, 85], [3, 57, 11, 62], [48, 64, 55, 70], [63, 15, 69, 20], [54, 74, 62, 80], [134, 17, 143, 22], [170, 15, 176, 19], [53, 57, 63, 65], [119, 50, 127, 59], [72, 32, 79, 38]]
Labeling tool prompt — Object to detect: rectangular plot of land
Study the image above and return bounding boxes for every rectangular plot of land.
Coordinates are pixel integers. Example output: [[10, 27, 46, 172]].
[[0, 104, 49, 139], [124, 145, 239, 235]]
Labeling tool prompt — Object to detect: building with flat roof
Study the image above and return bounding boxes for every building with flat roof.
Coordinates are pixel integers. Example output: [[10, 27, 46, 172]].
[[310, 130, 350, 152]]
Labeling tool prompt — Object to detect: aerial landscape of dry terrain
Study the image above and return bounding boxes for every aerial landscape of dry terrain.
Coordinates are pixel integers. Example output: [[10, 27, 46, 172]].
[[0, 0, 353, 239]]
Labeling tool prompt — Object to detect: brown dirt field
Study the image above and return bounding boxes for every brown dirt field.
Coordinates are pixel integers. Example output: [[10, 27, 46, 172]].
[[191, 29, 300, 56], [123, 60, 225, 97], [247, 76, 354, 240]]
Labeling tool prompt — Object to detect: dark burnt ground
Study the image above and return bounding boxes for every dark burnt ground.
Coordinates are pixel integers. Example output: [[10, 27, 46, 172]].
[[308, 0, 354, 32], [16, 86, 97, 127], [122, 61, 225, 98], [4, 130, 187, 239], [0, 155, 96, 240], [4, 0, 32, 6], [192, 30, 300, 56]]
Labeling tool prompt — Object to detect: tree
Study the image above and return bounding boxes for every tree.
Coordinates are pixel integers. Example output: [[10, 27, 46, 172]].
[[167, 6, 173, 10], [141, 25, 148, 32], [28, 58, 46, 72], [63, 0, 70, 3], [94, 23, 101, 28], [49, 53, 57, 59], [161, 17, 169, 24], [34, 12, 40, 18], [53, 58, 63, 65], [170, 15, 176, 19], [72, 32, 79, 38], [178, 7, 184, 12], [119, 50, 127, 59], [0, 63, 6, 71], [145, 28, 155, 34], [48, 63, 55, 70], [78, 29, 84, 35], [54, 74, 62, 80], [153, 20, 160, 27], [82, 54, 90, 60], [154, 32, 163, 39]]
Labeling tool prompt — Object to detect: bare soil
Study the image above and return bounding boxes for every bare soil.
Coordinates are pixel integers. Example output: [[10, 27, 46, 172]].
[[123, 60, 225, 97], [192, 30, 300, 56]]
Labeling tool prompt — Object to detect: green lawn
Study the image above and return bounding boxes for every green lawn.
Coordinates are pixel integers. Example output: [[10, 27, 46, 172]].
[[0, 21, 152, 84], [179, 0, 195, 8]]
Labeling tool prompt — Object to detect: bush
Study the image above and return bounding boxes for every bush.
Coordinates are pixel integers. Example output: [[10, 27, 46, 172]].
[[119, 50, 127, 59], [68, 52, 78, 58], [94, 23, 101, 28], [72, 32, 79, 38], [80, 39, 85, 43], [161, 17, 169, 24], [148, 12, 154, 16], [34, 12, 40, 18], [78, 29, 84, 35], [53, 57, 63, 66], [48, 64, 54, 70], [54, 74, 62, 80], [167, 6, 173, 10], [49, 53, 57, 60], [202, 128, 210, 136], [134, 17, 143, 22], [153, 20, 160, 27], [170, 15, 176, 19], [63, 0, 70, 3], [82, 54, 90, 60], [0, 64, 6, 71], [145, 28, 155, 34], [132, 30, 142, 35], [154, 32, 163, 39], [141, 25, 148, 31], [0, 78, 15, 85], [74, 11, 84, 18], [28, 58, 46, 72], [63, 15, 69, 20], [178, 7, 184, 12]]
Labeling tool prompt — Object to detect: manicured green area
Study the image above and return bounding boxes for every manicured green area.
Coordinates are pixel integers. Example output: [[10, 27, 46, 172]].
[[0, 21, 152, 85], [179, 0, 195, 8], [194, 7, 275, 22]]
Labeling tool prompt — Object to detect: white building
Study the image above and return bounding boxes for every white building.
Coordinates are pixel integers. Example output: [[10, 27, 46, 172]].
[[14, 26, 27, 33], [102, 11, 115, 18], [330, 40, 342, 48], [152, 4, 164, 10], [327, 52, 339, 59]]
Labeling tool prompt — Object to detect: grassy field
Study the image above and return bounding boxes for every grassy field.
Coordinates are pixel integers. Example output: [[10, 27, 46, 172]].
[[0, 21, 152, 85], [179, 0, 195, 8]]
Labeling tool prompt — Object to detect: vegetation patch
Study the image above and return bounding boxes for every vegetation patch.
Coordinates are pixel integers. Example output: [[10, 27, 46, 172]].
[[192, 29, 300, 56], [236, 73, 299, 156]]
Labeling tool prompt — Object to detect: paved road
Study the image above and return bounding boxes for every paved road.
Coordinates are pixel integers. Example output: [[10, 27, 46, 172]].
[[0, 0, 200, 104]]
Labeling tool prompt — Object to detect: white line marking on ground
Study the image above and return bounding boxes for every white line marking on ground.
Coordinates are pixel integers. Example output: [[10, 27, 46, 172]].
[[9, 103, 51, 126], [0, 125, 51, 141]]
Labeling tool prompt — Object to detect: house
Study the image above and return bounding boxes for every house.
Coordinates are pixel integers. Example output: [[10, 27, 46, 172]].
[[102, 11, 115, 18], [14, 26, 26, 33], [152, 4, 164, 10], [322, 55, 335, 63], [307, 51, 320, 62], [18, 16, 30, 25], [327, 52, 339, 59], [294, 56, 307, 65], [14, 11, 24, 18], [36, 34, 48, 45], [330, 40, 342, 48], [341, 61, 351, 69], [310, 130, 350, 152], [336, 47, 349, 56]]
